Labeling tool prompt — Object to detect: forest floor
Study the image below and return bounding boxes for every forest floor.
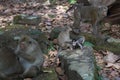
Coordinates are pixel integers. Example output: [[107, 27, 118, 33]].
[[0, 0, 120, 80]]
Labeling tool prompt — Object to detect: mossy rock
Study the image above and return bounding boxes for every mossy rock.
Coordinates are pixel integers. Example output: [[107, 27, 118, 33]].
[[95, 42, 120, 54], [70, 32, 120, 54], [13, 14, 41, 25], [1, 26, 50, 54], [33, 68, 58, 80], [83, 34, 120, 54]]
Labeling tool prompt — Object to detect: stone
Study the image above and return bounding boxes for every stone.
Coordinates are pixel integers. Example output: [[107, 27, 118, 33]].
[[59, 47, 98, 80], [13, 14, 41, 25], [107, 37, 120, 43], [1, 28, 49, 54]]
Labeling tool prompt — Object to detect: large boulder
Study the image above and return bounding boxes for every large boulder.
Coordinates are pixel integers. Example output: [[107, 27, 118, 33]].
[[59, 47, 98, 80]]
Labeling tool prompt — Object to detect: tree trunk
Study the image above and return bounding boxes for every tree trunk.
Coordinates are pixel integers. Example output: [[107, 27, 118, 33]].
[[104, 0, 120, 24]]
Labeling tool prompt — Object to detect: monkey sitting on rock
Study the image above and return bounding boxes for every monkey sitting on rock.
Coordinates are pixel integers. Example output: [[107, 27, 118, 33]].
[[15, 35, 44, 78], [72, 36, 85, 49], [57, 26, 73, 50]]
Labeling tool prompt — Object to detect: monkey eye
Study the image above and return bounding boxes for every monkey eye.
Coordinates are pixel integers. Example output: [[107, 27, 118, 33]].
[[28, 41, 32, 44]]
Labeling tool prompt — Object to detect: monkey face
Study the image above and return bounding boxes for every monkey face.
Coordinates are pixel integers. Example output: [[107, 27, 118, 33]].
[[98, 5, 108, 17], [19, 41, 27, 50], [19, 36, 38, 53], [19, 36, 29, 51]]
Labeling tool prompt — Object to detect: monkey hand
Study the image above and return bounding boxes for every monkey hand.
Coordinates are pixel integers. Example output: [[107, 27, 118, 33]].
[[18, 53, 36, 63]]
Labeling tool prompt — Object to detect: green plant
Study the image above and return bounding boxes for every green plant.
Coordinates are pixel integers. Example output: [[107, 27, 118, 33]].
[[68, 0, 76, 4]]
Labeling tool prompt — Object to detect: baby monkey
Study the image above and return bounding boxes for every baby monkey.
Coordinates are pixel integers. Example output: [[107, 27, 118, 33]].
[[57, 26, 72, 50], [15, 35, 44, 78], [72, 36, 85, 49]]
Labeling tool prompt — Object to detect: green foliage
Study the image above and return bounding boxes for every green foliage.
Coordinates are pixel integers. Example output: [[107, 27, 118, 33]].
[[93, 55, 102, 80], [68, 0, 76, 4], [48, 42, 55, 51], [83, 41, 94, 47], [95, 65, 103, 80]]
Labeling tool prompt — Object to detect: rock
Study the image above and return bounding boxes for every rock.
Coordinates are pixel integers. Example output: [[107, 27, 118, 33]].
[[1, 28, 49, 54], [59, 47, 98, 80], [107, 37, 120, 43], [13, 14, 41, 25]]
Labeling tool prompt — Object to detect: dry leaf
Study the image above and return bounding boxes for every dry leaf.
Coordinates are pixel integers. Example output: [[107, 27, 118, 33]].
[[106, 63, 120, 69], [103, 51, 119, 63], [24, 78, 32, 80]]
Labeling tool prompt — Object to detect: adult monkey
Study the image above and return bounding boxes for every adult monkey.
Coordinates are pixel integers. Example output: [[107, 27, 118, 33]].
[[72, 0, 116, 35], [0, 47, 23, 80], [15, 35, 44, 78]]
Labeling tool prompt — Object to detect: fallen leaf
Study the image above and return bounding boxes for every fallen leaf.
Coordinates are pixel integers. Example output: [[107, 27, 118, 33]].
[[103, 51, 119, 63], [106, 63, 120, 69], [24, 78, 32, 80]]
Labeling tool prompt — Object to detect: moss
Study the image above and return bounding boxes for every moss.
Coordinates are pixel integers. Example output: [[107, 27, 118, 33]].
[[35, 68, 58, 80], [1, 24, 50, 54], [80, 33, 120, 54], [13, 15, 23, 24], [0, 24, 25, 31], [95, 42, 120, 54], [13, 14, 41, 25], [94, 57, 102, 80], [94, 66, 102, 80]]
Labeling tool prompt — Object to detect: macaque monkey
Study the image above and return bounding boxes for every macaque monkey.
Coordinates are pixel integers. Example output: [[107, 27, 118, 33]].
[[0, 47, 23, 80], [57, 26, 72, 49], [15, 35, 44, 78], [72, 36, 85, 49], [72, 0, 116, 36], [73, 4, 108, 35]]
